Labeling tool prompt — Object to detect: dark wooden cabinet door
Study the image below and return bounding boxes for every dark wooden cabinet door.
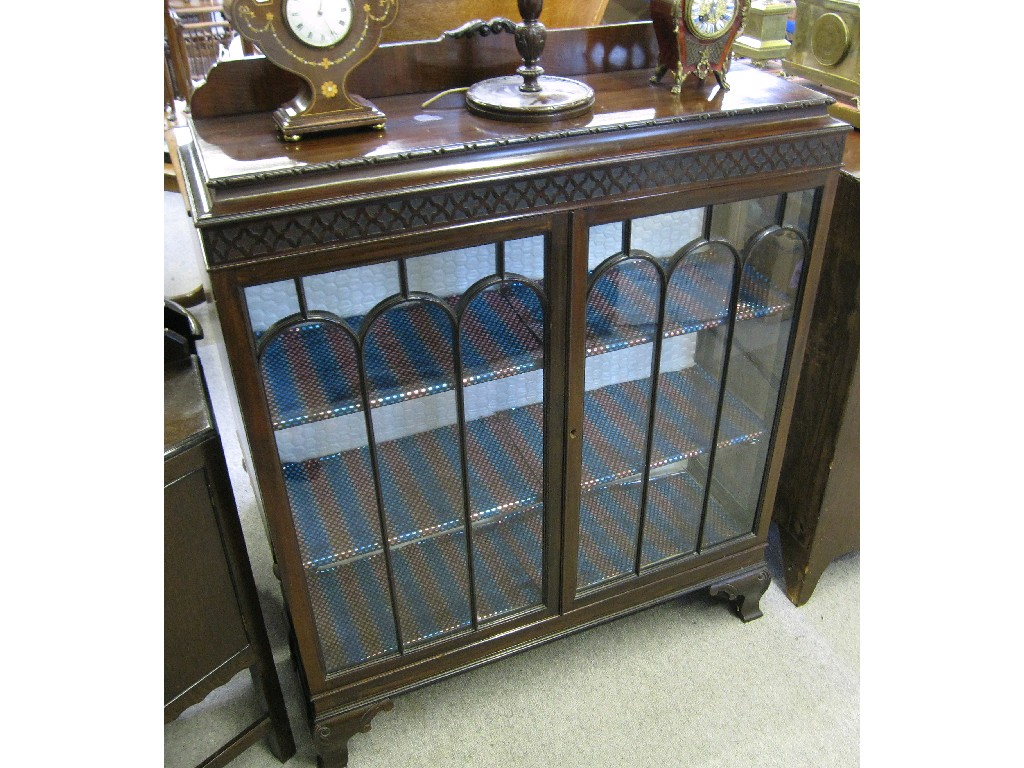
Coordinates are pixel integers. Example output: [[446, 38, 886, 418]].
[[243, 225, 557, 676], [571, 187, 821, 598], [164, 458, 251, 709]]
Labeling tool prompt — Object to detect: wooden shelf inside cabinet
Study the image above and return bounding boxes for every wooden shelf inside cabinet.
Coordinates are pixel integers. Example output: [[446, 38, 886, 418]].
[[173, 29, 849, 765]]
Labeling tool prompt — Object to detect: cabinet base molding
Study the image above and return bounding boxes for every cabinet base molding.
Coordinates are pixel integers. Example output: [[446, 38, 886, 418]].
[[314, 699, 394, 768], [709, 568, 771, 622]]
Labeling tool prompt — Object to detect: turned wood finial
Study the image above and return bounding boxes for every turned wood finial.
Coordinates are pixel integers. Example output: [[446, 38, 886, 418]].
[[515, 0, 547, 93]]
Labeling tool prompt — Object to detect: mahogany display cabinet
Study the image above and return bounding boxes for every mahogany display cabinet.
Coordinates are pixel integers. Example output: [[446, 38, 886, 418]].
[[174, 22, 850, 767]]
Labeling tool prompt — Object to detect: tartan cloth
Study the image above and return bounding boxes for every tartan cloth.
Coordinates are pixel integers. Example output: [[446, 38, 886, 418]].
[[259, 283, 544, 429], [283, 365, 762, 667], [576, 466, 752, 591], [257, 261, 786, 430], [307, 506, 545, 673], [575, 365, 764, 591], [283, 407, 544, 569], [580, 366, 764, 489], [585, 256, 791, 357], [261, 253, 788, 668]]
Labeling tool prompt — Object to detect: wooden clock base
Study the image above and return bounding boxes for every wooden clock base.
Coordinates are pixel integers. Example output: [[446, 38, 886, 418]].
[[273, 95, 387, 142]]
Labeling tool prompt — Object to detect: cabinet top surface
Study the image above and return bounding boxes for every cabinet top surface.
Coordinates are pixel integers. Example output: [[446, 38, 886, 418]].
[[165, 356, 214, 457], [177, 63, 843, 219]]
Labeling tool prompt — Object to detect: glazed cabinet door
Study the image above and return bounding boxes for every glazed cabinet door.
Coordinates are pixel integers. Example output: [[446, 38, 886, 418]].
[[571, 189, 820, 596], [240, 226, 555, 678]]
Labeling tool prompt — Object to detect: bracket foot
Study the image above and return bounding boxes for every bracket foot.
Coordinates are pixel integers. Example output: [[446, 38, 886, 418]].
[[314, 699, 393, 768], [710, 567, 770, 622]]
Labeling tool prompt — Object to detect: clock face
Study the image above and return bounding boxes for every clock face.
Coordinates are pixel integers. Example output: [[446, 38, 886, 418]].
[[685, 0, 738, 41], [284, 0, 354, 49]]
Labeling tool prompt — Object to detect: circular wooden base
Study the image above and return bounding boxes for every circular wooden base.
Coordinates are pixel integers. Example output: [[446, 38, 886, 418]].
[[466, 75, 595, 122]]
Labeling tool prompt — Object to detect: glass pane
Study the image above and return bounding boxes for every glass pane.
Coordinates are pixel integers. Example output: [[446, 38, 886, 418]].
[[631, 208, 705, 258], [704, 226, 807, 547], [259, 319, 363, 429], [577, 257, 661, 591], [504, 235, 546, 282], [783, 188, 817, 236], [461, 280, 546, 621], [710, 194, 781, 248], [406, 244, 494, 298], [256, 318, 398, 674], [364, 299, 473, 647], [250, 234, 551, 664], [588, 222, 623, 270], [303, 261, 400, 324], [307, 554, 399, 671], [641, 242, 736, 566], [245, 279, 299, 336]]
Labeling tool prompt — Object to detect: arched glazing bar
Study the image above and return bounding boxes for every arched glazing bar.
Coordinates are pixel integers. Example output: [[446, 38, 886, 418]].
[[256, 311, 403, 673], [636, 237, 743, 571], [359, 292, 476, 649], [700, 222, 811, 549], [456, 272, 548, 623], [577, 250, 667, 591]]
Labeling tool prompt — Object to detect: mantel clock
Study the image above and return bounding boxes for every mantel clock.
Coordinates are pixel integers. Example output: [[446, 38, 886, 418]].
[[223, 0, 398, 140], [783, 0, 859, 126], [651, 0, 751, 93]]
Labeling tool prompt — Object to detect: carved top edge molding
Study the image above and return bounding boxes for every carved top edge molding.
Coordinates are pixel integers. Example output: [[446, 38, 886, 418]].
[[202, 97, 834, 190], [202, 129, 846, 267]]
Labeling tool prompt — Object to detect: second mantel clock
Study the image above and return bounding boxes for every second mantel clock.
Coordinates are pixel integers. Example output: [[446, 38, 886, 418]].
[[651, 0, 751, 93], [224, 0, 398, 140]]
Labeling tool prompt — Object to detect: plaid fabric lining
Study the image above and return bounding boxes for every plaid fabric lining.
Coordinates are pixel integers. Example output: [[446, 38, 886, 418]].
[[584, 258, 791, 358], [309, 506, 546, 671], [701, 492, 751, 547], [576, 365, 764, 591], [472, 506, 544, 622], [389, 528, 474, 647], [256, 263, 788, 430], [581, 367, 764, 489], [262, 252, 786, 666], [284, 406, 545, 667], [308, 552, 399, 673], [283, 409, 544, 568], [639, 471, 706, 567], [259, 284, 544, 429], [577, 482, 645, 589], [577, 467, 751, 591]]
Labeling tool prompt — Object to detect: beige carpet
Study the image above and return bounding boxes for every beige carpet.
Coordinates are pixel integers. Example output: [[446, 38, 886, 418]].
[[164, 187, 859, 768]]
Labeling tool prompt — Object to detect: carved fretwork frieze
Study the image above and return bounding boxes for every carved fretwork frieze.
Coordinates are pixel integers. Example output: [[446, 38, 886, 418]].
[[203, 133, 844, 266]]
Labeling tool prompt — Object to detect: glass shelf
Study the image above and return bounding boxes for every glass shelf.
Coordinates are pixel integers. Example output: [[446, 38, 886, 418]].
[[306, 503, 545, 671], [580, 365, 764, 490], [258, 264, 791, 432], [284, 405, 544, 569], [284, 364, 762, 577]]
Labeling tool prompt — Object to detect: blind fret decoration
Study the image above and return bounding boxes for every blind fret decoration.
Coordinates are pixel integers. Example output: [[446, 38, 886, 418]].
[[174, 22, 848, 765]]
